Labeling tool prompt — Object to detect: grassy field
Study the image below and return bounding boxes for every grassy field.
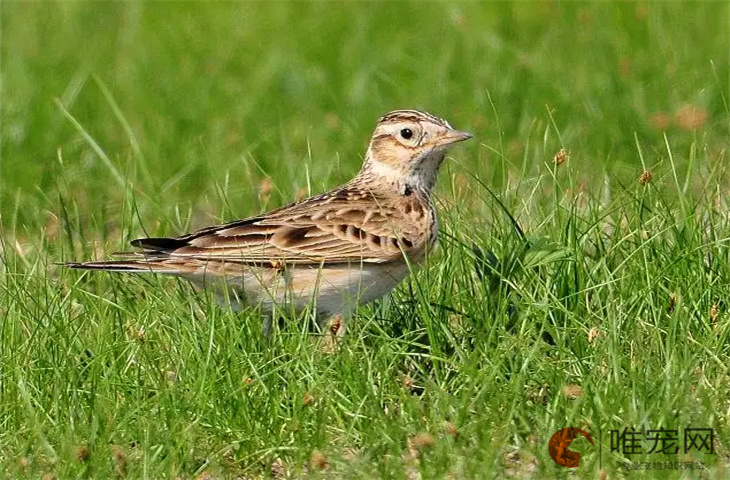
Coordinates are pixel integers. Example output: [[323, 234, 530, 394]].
[[2, 1, 730, 479]]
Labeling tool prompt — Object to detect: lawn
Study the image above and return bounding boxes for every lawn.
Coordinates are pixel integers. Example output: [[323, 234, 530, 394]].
[[1, 1, 729, 479]]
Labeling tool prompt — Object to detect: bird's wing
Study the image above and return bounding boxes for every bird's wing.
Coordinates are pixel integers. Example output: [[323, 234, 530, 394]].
[[130, 189, 426, 265]]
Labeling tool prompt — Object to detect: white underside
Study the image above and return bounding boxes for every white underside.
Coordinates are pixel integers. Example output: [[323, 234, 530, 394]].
[[183, 261, 413, 319]]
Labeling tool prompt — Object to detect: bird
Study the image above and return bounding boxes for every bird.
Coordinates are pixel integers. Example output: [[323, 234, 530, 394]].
[[66, 109, 472, 336]]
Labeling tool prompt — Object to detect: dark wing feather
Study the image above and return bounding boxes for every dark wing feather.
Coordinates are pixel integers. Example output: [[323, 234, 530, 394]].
[[130, 237, 186, 251]]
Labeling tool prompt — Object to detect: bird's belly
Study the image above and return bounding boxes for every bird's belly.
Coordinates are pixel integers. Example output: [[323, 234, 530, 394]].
[[185, 261, 413, 316], [302, 262, 412, 316]]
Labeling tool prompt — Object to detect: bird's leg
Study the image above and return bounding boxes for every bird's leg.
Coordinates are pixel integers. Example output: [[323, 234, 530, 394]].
[[262, 315, 272, 338]]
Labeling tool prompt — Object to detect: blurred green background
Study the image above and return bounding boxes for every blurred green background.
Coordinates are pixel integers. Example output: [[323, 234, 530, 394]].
[[2, 1, 728, 236]]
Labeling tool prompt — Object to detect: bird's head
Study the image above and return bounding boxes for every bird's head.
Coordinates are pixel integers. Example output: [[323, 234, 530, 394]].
[[360, 110, 472, 195]]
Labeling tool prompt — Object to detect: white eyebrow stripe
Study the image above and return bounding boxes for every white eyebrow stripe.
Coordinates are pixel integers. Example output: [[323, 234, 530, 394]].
[[378, 110, 447, 127]]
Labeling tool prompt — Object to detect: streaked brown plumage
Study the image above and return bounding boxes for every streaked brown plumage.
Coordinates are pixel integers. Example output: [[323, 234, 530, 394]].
[[66, 109, 472, 335]]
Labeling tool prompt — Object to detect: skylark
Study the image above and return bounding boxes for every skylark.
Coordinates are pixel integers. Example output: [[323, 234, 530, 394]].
[[67, 110, 472, 335]]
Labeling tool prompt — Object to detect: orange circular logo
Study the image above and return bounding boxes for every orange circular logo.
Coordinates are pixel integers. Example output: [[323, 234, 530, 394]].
[[548, 427, 594, 468]]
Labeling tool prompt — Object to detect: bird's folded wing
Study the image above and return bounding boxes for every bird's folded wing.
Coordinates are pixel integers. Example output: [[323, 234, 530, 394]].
[[131, 199, 420, 265]]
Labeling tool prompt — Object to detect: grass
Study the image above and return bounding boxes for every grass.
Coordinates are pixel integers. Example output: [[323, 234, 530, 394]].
[[1, 1, 730, 479]]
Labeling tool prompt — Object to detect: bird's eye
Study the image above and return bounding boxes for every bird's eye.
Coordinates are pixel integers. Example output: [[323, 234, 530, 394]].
[[400, 128, 413, 140]]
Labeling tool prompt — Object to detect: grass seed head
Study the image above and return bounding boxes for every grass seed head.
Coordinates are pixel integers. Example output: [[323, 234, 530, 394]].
[[553, 149, 569, 166], [74, 445, 91, 462], [639, 169, 653, 185], [271, 457, 287, 479], [409, 432, 435, 450], [562, 384, 584, 399], [444, 422, 460, 439], [649, 112, 671, 129], [676, 104, 708, 130], [309, 450, 328, 470]]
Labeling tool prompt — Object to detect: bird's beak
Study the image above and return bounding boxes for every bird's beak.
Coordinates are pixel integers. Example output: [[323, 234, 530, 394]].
[[438, 129, 473, 146]]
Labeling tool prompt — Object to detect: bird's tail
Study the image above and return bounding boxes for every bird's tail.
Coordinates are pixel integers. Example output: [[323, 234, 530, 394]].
[[64, 260, 185, 274]]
